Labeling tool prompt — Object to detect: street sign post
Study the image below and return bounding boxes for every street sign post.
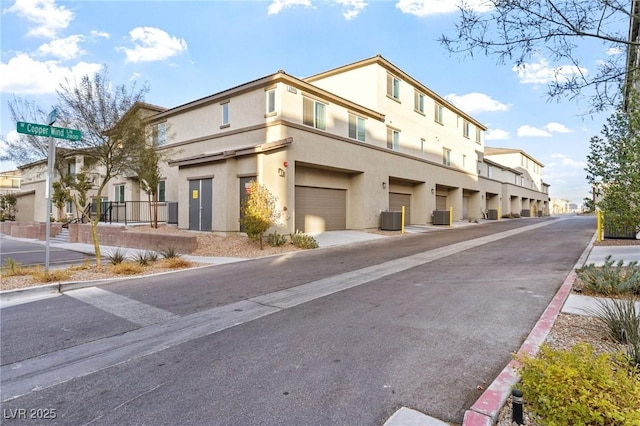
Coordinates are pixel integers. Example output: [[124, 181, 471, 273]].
[[16, 118, 82, 273]]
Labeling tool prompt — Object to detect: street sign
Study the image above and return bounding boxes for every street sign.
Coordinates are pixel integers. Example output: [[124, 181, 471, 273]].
[[17, 121, 50, 137], [47, 109, 57, 126], [51, 126, 82, 141], [16, 121, 81, 141]]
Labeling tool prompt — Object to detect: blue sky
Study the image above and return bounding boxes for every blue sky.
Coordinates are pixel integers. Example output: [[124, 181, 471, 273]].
[[0, 0, 619, 204]]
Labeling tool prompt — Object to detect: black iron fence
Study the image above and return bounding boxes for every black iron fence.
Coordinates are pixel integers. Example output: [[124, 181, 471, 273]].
[[91, 201, 171, 225]]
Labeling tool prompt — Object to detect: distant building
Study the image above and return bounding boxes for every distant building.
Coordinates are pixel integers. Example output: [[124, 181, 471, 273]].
[[0, 169, 21, 194]]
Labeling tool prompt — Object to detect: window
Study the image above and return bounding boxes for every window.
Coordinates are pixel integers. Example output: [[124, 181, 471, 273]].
[[303, 97, 326, 130], [487, 165, 493, 178], [387, 74, 400, 100], [415, 91, 425, 113], [478, 161, 483, 175], [116, 184, 125, 203], [443, 148, 451, 166], [67, 161, 76, 176], [66, 201, 73, 215], [387, 128, 400, 151], [463, 120, 470, 138], [158, 181, 166, 202], [434, 103, 444, 124], [221, 102, 229, 127], [152, 123, 166, 146], [475, 128, 481, 144], [348, 114, 366, 142], [266, 89, 276, 114]]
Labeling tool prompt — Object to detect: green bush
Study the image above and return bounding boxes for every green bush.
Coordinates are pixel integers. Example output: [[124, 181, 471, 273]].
[[266, 231, 288, 247], [588, 297, 640, 367], [290, 230, 318, 249], [516, 343, 640, 426], [577, 256, 640, 295], [159, 246, 181, 259]]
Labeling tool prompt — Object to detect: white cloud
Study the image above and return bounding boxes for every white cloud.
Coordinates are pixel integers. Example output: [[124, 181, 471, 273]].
[[545, 122, 571, 133], [484, 129, 509, 140], [549, 153, 586, 168], [336, 0, 367, 20], [513, 57, 587, 84], [517, 125, 552, 137], [3, 0, 73, 38], [90, 30, 110, 39], [268, 0, 313, 15], [0, 53, 102, 94], [606, 47, 623, 56], [395, 0, 492, 16], [119, 27, 187, 63], [37, 35, 85, 60], [445, 92, 510, 114]]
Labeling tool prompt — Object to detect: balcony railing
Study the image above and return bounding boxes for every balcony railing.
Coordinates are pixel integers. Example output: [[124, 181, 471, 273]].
[[91, 201, 170, 225]]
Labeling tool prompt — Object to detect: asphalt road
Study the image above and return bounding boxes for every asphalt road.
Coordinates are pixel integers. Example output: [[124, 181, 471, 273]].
[[0, 216, 596, 425], [0, 236, 92, 268]]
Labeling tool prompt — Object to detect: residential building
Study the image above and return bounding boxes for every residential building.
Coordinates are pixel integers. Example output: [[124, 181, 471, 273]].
[[0, 169, 21, 194], [14, 55, 550, 232]]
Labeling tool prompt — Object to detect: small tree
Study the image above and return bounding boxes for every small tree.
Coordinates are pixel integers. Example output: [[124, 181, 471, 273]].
[[0, 193, 18, 221], [71, 172, 93, 220], [134, 144, 162, 228], [239, 181, 280, 249], [52, 179, 72, 221], [586, 92, 640, 234]]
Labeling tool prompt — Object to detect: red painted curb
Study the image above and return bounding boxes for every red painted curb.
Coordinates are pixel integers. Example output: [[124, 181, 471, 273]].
[[462, 270, 577, 425]]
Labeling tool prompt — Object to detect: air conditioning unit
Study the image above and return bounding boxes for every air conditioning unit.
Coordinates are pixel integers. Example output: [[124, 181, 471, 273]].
[[487, 209, 498, 220], [432, 210, 449, 225], [380, 211, 402, 231]]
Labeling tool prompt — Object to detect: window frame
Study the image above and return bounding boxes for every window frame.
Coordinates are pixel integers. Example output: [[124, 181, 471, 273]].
[[387, 74, 401, 101], [442, 148, 451, 166], [463, 120, 470, 138], [387, 128, 400, 151], [415, 91, 425, 114], [434, 103, 444, 124], [221, 101, 230, 127], [266, 89, 276, 115], [348, 113, 366, 142], [303, 97, 327, 130], [158, 180, 166, 202], [116, 184, 125, 203], [152, 122, 166, 146]]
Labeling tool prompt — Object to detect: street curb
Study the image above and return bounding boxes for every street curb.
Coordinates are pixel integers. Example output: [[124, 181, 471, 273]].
[[461, 233, 596, 425]]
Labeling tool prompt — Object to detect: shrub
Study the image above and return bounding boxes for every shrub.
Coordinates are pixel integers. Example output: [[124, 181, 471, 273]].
[[159, 246, 181, 259], [266, 231, 288, 247], [158, 257, 192, 269], [133, 251, 155, 266], [577, 256, 640, 295], [588, 297, 640, 344], [110, 262, 143, 275], [516, 343, 640, 426], [31, 267, 72, 283], [107, 248, 128, 265], [290, 230, 319, 249], [1, 258, 28, 277], [239, 181, 280, 250]]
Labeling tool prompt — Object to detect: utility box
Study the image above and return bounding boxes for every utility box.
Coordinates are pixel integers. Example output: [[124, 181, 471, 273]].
[[168, 202, 178, 224], [521, 209, 531, 217], [538, 210, 543, 217], [432, 210, 449, 225], [487, 209, 498, 220], [380, 211, 402, 231]]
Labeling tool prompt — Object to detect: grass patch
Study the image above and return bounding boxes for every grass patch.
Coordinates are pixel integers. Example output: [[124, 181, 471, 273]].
[[110, 262, 144, 275], [1, 258, 29, 277], [30, 267, 72, 283], [158, 257, 192, 269]]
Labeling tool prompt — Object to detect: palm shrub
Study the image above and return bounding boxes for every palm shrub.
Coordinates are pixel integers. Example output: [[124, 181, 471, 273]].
[[107, 248, 128, 265], [587, 297, 640, 367]]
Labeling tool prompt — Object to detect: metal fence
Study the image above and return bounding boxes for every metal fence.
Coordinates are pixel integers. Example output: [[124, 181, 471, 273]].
[[92, 201, 170, 225]]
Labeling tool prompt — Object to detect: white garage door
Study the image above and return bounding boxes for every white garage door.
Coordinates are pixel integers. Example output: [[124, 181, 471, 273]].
[[295, 186, 347, 233]]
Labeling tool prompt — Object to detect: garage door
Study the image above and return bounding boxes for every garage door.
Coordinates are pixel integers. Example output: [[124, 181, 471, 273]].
[[295, 186, 346, 233], [389, 192, 411, 225]]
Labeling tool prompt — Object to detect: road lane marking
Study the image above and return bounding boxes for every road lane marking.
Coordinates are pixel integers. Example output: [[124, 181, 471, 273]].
[[66, 287, 179, 326], [0, 218, 566, 402]]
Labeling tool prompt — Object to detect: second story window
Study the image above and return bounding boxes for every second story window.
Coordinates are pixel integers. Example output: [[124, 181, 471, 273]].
[[348, 114, 365, 142], [67, 161, 76, 176], [434, 103, 444, 124], [415, 91, 425, 113], [443, 148, 451, 166], [152, 123, 166, 146], [303, 97, 326, 130], [463, 120, 470, 138], [387, 74, 400, 100], [475, 128, 481, 144], [387, 128, 400, 151], [221, 101, 230, 127], [266, 89, 276, 115]]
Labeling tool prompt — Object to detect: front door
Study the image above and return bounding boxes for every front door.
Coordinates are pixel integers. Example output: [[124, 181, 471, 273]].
[[189, 178, 212, 231]]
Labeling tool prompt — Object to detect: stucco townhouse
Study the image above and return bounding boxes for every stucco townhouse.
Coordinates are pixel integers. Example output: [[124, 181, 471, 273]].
[[15, 55, 550, 233]]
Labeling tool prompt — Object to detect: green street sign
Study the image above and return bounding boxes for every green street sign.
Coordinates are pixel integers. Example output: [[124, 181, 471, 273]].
[[17, 121, 50, 137], [16, 121, 81, 141], [51, 126, 82, 141]]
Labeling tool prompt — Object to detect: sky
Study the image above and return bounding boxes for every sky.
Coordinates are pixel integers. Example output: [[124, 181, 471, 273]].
[[0, 0, 622, 205]]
